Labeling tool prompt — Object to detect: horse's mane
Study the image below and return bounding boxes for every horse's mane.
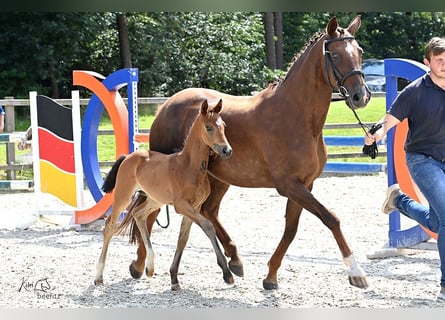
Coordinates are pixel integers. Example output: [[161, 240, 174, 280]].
[[269, 30, 326, 89]]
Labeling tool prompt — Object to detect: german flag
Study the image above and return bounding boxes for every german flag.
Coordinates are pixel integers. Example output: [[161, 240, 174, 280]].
[[36, 95, 78, 207]]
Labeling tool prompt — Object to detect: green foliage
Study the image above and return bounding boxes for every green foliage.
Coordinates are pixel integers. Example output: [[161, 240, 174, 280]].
[[1, 12, 444, 101], [358, 12, 445, 61], [324, 97, 387, 163], [0, 13, 113, 99], [128, 12, 268, 96]]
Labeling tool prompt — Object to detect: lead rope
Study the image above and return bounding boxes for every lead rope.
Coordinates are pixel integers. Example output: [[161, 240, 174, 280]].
[[339, 87, 383, 160], [349, 106, 383, 159], [156, 205, 170, 229], [131, 190, 170, 228]]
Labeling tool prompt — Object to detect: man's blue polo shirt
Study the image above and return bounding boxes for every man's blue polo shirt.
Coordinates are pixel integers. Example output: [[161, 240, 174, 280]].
[[388, 73, 445, 162]]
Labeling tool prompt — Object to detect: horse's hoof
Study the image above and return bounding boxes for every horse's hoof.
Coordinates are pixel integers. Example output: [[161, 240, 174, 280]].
[[348, 276, 369, 289], [145, 267, 154, 277], [94, 278, 104, 286], [171, 283, 181, 291], [262, 279, 278, 290], [129, 262, 143, 279], [229, 260, 244, 277], [224, 274, 235, 285]]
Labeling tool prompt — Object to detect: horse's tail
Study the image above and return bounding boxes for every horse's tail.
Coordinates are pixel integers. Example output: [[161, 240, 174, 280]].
[[115, 191, 147, 244], [102, 155, 126, 193]]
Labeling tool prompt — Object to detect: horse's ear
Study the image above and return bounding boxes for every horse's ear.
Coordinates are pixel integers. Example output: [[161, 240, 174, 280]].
[[212, 99, 223, 114], [200, 99, 209, 115], [347, 15, 361, 35], [326, 16, 338, 37]]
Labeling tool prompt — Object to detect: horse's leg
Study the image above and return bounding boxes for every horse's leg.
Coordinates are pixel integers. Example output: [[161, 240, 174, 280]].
[[201, 177, 244, 277], [270, 180, 368, 290], [132, 199, 161, 279], [169, 216, 193, 291], [175, 201, 234, 286], [122, 191, 149, 279], [262, 199, 303, 289], [94, 201, 129, 285], [129, 203, 160, 279]]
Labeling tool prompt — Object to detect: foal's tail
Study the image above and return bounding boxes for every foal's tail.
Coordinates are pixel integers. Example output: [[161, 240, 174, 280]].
[[115, 191, 147, 244], [102, 155, 127, 193]]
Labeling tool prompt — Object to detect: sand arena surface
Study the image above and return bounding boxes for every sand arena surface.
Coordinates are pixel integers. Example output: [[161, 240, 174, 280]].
[[0, 173, 443, 308]]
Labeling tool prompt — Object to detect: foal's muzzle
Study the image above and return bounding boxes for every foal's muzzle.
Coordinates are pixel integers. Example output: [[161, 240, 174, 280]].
[[214, 144, 233, 159]]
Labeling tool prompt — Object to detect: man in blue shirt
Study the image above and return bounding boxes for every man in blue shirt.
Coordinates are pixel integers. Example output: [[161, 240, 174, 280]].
[[365, 37, 445, 301]]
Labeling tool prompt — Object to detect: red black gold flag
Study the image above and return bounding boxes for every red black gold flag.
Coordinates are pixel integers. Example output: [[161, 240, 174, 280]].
[[35, 95, 78, 207]]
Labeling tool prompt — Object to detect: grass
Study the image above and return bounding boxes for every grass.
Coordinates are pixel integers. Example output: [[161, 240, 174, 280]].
[[325, 96, 386, 133], [96, 104, 157, 164], [1, 98, 386, 180], [324, 96, 386, 164]]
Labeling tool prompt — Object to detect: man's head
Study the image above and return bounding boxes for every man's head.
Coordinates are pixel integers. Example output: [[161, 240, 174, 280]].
[[424, 37, 445, 62]]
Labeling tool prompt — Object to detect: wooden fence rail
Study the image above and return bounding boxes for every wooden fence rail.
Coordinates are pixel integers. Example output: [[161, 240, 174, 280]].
[[1, 94, 386, 188]]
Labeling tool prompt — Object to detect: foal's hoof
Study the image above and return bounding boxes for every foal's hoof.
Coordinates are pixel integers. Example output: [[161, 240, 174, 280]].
[[348, 276, 369, 289], [129, 262, 143, 279], [171, 283, 181, 291], [145, 267, 154, 277], [229, 260, 244, 277], [94, 278, 104, 286], [262, 279, 278, 290]]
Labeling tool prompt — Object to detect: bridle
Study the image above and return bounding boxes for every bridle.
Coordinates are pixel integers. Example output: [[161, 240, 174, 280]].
[[323, 36, 371, 109], [323, 35, 378, 157]]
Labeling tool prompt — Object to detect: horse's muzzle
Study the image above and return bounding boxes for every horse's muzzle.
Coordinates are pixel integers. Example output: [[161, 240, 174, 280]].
[[214, 144, 233, 159], [344, 85, 371, 109]]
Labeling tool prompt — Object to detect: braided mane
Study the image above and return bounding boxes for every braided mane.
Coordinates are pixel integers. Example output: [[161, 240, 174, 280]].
[[270, 31, 325, 89], [288, 31, 325, 70], [270, 26, 346, 89]]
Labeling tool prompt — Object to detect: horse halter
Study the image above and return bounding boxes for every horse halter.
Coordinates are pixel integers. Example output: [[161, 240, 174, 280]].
[[323, 36, 371, 107]]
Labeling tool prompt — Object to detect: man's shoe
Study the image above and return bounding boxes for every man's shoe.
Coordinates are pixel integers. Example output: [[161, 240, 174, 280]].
[[382, 184, 401, 214]]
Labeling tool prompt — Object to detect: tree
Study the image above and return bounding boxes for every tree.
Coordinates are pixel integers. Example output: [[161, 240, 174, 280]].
[[116, 13, 132, 68], [264, 12, 276, 70], [127, 12, 268, 96], [274, 12, 283, 70], [2, 12, 444, 101], [358, 12, 445, 61], [263, 12, 284, 70], [0, 12, 116, 99]]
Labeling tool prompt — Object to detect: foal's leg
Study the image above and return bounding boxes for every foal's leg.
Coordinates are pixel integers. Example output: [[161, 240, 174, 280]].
[[125, 192, 160, 279], [94, 201, 130, 285], [272, 180, 368, 290], [201, 177, 244, 277], [132, 199, 162, 279], [169, 216, 193, 291], [175, 201, 234, 287], [130, 209, 160, 279]]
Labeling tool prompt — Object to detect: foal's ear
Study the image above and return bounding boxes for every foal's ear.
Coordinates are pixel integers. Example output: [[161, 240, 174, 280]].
[[347, 15, 361, 36], [212, 99, 223, 114], [200, 99, 209, 115], [326, 16, 338, 37]]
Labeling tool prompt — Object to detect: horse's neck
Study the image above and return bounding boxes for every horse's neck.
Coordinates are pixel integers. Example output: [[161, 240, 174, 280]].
[[274, 39, 332, 134], [178, 121, 210, 172]]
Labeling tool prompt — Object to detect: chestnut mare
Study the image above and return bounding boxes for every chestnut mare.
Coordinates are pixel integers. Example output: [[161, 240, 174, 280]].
[[130, 16, 371, 290], [94, 99, 234, 290]]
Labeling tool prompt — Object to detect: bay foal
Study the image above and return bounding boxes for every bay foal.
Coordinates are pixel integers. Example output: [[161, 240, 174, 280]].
[[94, 99, 233, 290]]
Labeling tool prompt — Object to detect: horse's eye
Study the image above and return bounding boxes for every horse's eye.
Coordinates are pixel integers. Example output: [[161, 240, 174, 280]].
[[331, 52, 340, 61], [205, 124, 213, 132]]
